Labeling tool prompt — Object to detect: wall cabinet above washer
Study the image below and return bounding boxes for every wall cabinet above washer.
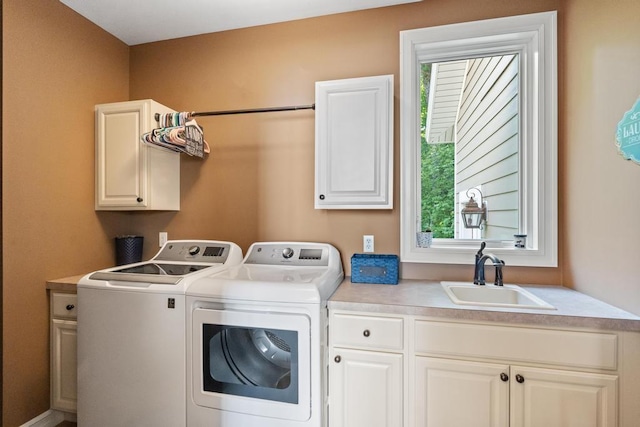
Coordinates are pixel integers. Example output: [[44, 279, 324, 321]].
[[315, 75, 393, 209], [95, 99, 180, 211]]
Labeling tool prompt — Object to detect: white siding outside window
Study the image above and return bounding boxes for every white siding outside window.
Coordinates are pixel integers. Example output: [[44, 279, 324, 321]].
[[455, 55, 519, 240]]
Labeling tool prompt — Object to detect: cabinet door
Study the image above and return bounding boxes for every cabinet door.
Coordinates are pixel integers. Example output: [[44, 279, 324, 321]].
[[51, 319, 77, 412], [315, 75, 393, 209], [95, 100, 180, 211], [329, 348, 403, 427], [510, 365, 617, 427], [96, 101, 148, 208], [414, 357, 509, 427]]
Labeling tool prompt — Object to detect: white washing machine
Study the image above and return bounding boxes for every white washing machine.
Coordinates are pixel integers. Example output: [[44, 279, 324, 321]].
[[186, 242, 344, 427], [77, 240, 243, 427]]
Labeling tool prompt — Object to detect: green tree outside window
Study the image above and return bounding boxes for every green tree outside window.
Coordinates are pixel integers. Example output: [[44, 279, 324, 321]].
[[420, 63, 455, 238]]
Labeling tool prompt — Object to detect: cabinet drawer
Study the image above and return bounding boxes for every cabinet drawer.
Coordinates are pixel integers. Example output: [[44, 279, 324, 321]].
[[415, 320, 617, 370], [332, 313, 403, 350], [51, 293, 77, 319]]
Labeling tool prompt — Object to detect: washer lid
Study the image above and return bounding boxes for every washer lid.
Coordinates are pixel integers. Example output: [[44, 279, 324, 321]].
[[80, 240, 244, 288], [88, 262, 219, 285]]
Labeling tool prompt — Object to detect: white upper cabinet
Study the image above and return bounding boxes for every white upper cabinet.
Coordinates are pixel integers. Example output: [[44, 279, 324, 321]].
[[95, 99, 180, 211], [315, 75, 394, 209]]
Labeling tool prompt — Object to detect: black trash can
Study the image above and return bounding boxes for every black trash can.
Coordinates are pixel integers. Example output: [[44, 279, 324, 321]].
[[115, 235, 144, 266]]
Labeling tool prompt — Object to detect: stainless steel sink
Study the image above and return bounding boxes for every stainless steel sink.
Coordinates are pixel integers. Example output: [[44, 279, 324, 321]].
[[441, 282, 556, 310]]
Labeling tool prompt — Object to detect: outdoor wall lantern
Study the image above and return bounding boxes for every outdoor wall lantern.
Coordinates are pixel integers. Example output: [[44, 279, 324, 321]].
[[461, 188, 487, 229]]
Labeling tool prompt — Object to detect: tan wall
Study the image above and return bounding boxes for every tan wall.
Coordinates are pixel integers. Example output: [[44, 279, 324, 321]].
[[128, 0, 561, 284], [2, 1, 130, 425], [562, 0, 640, 313], [4, 0, 640, 424]]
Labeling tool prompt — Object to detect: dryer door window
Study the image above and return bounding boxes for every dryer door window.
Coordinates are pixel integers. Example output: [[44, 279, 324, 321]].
[[192, 308, 311, 422], [203, 325, 299, 403]]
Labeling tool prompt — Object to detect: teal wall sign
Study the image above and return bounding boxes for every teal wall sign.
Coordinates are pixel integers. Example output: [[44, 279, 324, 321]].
[[616, 97, 640, 164]]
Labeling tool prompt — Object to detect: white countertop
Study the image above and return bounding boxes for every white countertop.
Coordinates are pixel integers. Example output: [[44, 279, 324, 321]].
[[329, 279, 640, 332]]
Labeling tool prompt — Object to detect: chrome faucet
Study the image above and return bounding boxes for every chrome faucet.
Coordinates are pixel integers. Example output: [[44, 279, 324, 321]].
[[473, 242, 505, 286]]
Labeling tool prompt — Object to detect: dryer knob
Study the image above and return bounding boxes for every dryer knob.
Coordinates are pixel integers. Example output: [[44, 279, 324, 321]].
[[282, 248, 294, 259], [188, 246, 200, 256]]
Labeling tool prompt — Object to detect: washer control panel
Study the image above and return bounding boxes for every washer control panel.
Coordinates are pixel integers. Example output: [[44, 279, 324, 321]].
[[244, 243, 330, 266], [154, 240, 231, 263]]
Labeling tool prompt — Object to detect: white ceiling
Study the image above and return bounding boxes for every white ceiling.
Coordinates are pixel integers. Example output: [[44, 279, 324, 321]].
[[59, 0, 421, 46]]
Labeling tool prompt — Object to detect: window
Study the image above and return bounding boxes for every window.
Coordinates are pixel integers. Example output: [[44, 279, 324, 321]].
[[400, 11, 557, 267]]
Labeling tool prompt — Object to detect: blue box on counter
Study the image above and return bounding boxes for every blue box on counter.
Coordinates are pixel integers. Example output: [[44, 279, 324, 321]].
[[351, 253, 399, 285]]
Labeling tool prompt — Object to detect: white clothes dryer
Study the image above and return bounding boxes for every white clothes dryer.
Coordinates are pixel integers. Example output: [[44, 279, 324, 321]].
[[77, 240, 243, 427], [186, 242, 344, 427]]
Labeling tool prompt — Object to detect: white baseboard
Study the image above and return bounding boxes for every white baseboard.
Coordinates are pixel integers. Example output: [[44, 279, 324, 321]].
[[20, 409, 75, 427]]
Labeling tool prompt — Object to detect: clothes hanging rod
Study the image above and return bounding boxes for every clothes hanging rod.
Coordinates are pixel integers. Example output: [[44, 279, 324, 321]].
[[154, 104, 315, 122]]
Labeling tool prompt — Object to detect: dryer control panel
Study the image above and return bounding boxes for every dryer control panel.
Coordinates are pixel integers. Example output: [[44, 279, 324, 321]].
[[245, 243, 331, 266]]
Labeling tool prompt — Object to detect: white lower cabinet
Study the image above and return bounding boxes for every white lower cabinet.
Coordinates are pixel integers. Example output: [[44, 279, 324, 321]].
[[50, 292, 78, 413], [509, 365, 617, 427], [414, 357, 509, 427], [414, 357, 617, 427], [329, 348, 403, 427], [329, 310, 638, 427], [329, 312, 405, 427]]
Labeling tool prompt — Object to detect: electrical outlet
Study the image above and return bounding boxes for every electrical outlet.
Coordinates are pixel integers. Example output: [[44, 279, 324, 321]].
[[159, 232, 168, 247], [363, 235, 374, 253]]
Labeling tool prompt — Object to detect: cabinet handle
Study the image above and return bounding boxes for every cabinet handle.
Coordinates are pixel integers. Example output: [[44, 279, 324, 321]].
[[500, 373, 509, 382], [319, 194, 325, 200], [334, 355, 341, 363], [136, 197, 143, 203], [515, 374, 525, 383], [66, 304, 75, 310], [363, 329, 370, 337]]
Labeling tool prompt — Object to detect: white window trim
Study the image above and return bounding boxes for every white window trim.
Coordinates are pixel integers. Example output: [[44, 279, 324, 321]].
[[400, 11, 558, 267]]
